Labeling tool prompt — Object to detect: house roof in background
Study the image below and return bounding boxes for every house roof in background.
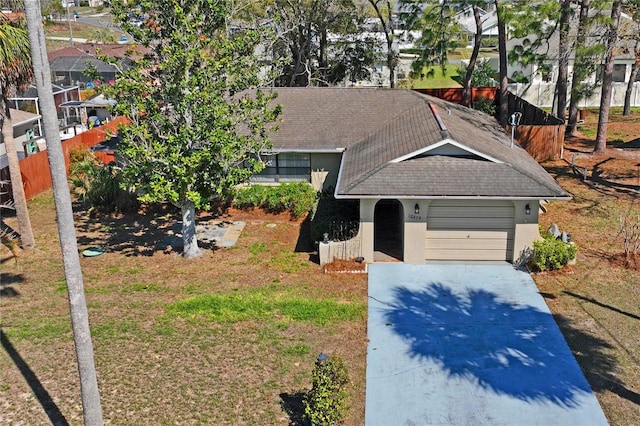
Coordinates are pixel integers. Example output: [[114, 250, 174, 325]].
[[265, 87, 569, 200], [47, 43, 149, 61], [49, 55, 126, 74], [9, 109, 41, 127]]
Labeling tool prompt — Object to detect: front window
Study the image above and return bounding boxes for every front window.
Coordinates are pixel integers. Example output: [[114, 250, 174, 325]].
[[250, 153, 311, 183]]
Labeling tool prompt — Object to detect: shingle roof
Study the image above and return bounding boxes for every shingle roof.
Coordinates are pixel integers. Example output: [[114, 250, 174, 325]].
[[47, 43, 149, 61], [9, 108, 41, 126], [266, 87, 569, 200]]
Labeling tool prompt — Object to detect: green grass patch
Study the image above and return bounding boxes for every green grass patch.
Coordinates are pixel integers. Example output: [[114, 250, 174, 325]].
[[166, 286, 365, 325], [268, 250, 308, 273], [401, 65, 462, 89], [5, 320, 70, 342]]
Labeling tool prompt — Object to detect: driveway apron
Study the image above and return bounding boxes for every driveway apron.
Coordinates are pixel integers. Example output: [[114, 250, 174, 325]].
[[365, 263, 608, 426]]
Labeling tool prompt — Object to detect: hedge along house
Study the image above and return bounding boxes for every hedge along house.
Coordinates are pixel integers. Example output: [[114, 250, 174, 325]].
[[254, 87, 570, 264]]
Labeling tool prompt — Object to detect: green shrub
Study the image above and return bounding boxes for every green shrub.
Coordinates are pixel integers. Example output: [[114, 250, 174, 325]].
[[69, 148, 138, 212], [473, 96, 496, 116], [304, 354, 350, 426], [532, 234, 578, 272], [235, 182, 317, 218]]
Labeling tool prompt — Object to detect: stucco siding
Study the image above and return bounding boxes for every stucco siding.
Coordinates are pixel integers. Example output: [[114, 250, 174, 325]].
[[310, 153, 342, 192]]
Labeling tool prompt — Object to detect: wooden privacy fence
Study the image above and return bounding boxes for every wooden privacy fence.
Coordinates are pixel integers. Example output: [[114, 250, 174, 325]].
[[9, 117, 127, 201], [505, 92, 565, 161], [414, 88, 565, 161], [413, 87, 497, 104]]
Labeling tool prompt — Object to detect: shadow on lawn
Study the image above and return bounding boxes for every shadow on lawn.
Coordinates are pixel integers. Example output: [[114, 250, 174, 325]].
[[279, 391, 307, 426], [1, 330, 69, 425], [74, 204, 220, 257], [0, 272, 25, 297], [382, 283, 632, 407]]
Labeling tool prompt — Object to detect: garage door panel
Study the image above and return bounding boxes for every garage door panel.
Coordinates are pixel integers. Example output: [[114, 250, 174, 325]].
[[426, 249, 510, 261], [428, 207, 514, 219], [426, 201, 515, 261], [428, 218, 515, 229]]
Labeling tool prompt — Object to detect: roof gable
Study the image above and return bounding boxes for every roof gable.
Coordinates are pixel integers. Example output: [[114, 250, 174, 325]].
[[390, 139, 503, 164]]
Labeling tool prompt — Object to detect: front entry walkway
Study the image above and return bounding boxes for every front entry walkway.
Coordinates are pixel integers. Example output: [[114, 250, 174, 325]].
[[365, 263, 608, 425]]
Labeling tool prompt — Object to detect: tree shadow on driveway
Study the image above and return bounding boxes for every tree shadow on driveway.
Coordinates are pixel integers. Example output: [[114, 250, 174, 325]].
[[381, 283, 619, 408]]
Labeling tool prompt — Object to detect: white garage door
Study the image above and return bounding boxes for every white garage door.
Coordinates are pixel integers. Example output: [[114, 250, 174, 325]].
[[426, 200, 515, 261]]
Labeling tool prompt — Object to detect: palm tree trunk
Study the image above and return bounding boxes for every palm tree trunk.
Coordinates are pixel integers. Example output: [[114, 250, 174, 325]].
[[1, 102, 35, 248], [24, 2, 104, 425]]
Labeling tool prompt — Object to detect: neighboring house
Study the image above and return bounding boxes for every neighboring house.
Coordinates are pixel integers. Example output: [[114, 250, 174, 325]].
[[253, 87, 570, 265], [9, 83, 81, 126], [504, 10, 640, 109], [0, 109, 43, 206], [456, 5, 499, 48], [47, 43, 145, 86], [0, 108, 43, 170]]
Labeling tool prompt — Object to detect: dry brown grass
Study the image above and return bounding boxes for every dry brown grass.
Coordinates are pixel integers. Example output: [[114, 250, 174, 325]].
[[534, 108, 640, 425], [1, 200, 367, 425]]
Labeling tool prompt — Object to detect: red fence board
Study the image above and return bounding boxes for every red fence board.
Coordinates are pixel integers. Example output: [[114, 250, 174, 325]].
[[3, 117, 128, 202]]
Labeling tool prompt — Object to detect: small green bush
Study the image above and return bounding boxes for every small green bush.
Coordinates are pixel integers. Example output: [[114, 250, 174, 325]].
[[69, 148, 138, 212], [304, 355, 350, 426], [473, 96, 497, 116], [235, 182, 317, 218], [532, 234, 578, 272]]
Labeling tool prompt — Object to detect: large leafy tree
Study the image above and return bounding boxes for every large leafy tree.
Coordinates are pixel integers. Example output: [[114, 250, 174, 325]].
[[102, 0, 281, 259], [24, 2, 103, 424], [0, 13, 35, 249]]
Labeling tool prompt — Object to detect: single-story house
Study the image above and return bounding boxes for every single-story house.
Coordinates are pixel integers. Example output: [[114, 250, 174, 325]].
[[255, 87, 570, 264]]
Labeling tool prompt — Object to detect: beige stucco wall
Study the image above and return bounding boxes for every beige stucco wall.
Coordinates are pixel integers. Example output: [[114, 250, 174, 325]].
[[310, 153, 342, 192], [512, 200, 542, 264], [401, 200, 428, 264], [359, 199, 376, 263], [324, 198, 543, 266]]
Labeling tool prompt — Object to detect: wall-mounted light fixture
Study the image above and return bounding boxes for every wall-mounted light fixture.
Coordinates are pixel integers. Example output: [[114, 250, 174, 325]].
[[525, 204, 531, 215], [414, 203, 420, 215]]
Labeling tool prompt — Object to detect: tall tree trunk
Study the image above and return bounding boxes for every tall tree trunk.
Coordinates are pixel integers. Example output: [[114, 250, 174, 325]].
[[24, 2, 104, 425], [594, 0, 622, 153], [496, 0, 509, 125], [567, 0, 590, 136], [556, 0, 572, 122], [369, 0, 396, 88], [181, 199, 202, 259], [463, 5, 483, 108], [1, 103, 35, 248], [623, 40, 639, 116]]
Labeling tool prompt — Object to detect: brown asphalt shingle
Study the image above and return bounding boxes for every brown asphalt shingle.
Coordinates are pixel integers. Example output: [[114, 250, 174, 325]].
[[266, 87, 569, 200]]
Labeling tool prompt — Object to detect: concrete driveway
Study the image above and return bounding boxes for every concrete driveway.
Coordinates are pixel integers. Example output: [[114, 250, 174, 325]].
[[365, 263, 608, 426]]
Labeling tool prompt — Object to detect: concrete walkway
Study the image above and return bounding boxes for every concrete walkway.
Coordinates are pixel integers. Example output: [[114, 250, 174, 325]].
[[365, 263, 608, 426]]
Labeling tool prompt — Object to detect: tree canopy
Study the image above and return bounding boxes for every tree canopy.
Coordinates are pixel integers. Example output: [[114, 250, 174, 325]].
[[101, 0, 281, 258]]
